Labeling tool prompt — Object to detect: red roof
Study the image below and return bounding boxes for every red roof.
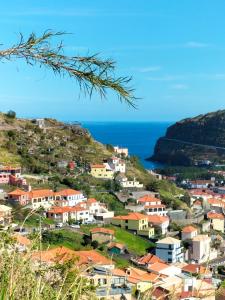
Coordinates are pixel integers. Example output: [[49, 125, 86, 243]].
[[138, 195, 160, 203], [29, 189, 54, 198], [32, 246, 112, 266], [54, 189, 82, 196], [8, 189, 28, 196], [113, 212, 147, 221], [207, 212, 225, 220], [182, 264, 208, 275], [48, 206, 87, 214], [136, 253, 165, 265], [144, 204, 165, 209], [182, 225, 197, 233], [90, 227, 114, 235], [147, 215, 169, 224], [87, 198, 97, 204], [91, 164, 106, 169]]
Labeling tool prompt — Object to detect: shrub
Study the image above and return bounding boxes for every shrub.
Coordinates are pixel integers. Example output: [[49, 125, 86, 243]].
[[6, 110, 16, 119]]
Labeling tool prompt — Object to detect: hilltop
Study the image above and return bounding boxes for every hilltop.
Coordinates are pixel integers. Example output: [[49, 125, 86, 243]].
[[151, 110, 225, 166], [0, 113, 112, 173]]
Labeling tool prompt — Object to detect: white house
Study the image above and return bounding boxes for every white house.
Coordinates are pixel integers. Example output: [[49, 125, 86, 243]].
[[105, 157, 126, 174], [47, 205, 90, 223], [54, 189, 87, 206], [116, 175, 143, 189], [181, 226, 198, 241], [156, 237, 184, 263], [147, 215, 169, 235], [137, 195, 168, 216], [191, 235, 211, 264], [113, 146, 128, 157]]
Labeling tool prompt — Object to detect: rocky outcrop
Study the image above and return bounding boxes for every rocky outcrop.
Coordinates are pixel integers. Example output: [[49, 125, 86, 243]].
[[150, 110, 225, 166]]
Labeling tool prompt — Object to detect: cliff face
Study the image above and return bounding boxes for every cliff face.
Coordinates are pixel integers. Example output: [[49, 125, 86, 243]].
[[151, 110, 225, 166]]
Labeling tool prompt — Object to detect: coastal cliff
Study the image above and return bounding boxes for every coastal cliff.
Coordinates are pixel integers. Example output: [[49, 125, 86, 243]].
[[151, 110, 225, 166]]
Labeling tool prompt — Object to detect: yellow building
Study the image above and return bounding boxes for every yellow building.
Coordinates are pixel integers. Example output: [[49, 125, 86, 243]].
[[207, 212, 225, 233], [90, 164, 114, 179], [111, 212, 154, 238]]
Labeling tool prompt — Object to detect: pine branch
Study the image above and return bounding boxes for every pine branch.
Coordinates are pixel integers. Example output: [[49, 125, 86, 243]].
[[0, 31, 137, 108]]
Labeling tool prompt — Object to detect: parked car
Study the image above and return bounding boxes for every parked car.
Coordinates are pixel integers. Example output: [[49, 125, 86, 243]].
[[55, 223, 63, 228], [70, 224, 80, 229]]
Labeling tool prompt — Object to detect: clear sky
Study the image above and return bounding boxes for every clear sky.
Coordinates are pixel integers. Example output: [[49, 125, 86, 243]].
[[1, 0, 225, 122]]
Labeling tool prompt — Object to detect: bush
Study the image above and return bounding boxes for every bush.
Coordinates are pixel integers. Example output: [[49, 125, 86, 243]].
[[6, 110, 16, 118]]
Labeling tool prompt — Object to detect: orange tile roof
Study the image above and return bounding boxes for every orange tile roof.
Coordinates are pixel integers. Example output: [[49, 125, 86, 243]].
[[14, 234, 31, 246], [113, 212, 147, 221], [32, 247, 112, 266], [48, 206, 87, 214], [207, 212, 225, 220], [126, 267, 159, 284], [147, 215, 169, 224], [87, 198, 97, 204], [90, 227, 114, 235], [29, 189, 54, 198], [144, 204, 165, 209], [182, 264, 209, 275], [208, 198, 225, 207], [54, 189, 82, 196], [148, 262, 169, 273], [136, 253, 165, 265], [182, 225, 197, 233], [8, 189, 28, 196], [91, 164, 106, 169], [138, 195, 160, 203]]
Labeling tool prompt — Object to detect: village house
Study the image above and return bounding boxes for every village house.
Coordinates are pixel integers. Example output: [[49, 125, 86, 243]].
[[187, 179, 215, 189], [147, 261, 182, 276], [0, 165, 21, 184], [90, 164, 114, 179], [8, 189, 29, 206], [111, 212, 155, 238], [46, 205, 90, 223], [113, 146, 128, 157], [54, 189, 87, 206], [0, 205, 12, 226], [107, 242, 127, 255], [181, 225, 198, 240], [106, 157, 126, 173], [147, 215, 169, 235], [86, 198, 114, 221], [90, 227, 115, 244], [29, 189, 55, 209], [131, 253, 165, 270], [190, 234, 214, 264], [207, 211, 225, 233], [116, 174, 143, 189], [137, 195, 168, 216], [155, 237, 184, 263]]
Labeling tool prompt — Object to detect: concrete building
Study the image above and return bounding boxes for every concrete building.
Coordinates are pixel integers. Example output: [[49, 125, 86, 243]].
[[90, 164, 114, 179], [181, 226, 198, 240], [207, 211, 225, 233], [137, 195, 168, 216], [113, 146, 128, 157], [112, 212, 155, 238], [191, 235, 211, 264], [147, 215, 169, 235], [90, 227, 114, 244], [156, 237, 184, 263]]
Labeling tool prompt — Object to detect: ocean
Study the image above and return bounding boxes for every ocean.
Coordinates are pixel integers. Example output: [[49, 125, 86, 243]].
[[82, 122, 171, 170]]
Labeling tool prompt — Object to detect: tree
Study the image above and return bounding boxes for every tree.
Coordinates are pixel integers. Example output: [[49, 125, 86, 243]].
[[6, 110, 16, 118], [0, 31, 136, 107]]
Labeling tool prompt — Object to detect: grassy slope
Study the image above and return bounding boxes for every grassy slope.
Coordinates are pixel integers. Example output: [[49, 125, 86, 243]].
[[81, 225, 154, 256]]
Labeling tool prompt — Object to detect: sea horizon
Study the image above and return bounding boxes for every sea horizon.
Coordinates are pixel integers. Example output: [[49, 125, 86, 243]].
[[82, 121, 172, 170]]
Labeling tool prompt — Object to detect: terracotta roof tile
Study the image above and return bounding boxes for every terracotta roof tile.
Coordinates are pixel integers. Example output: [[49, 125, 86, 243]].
[[182, 225, 197, 233], [90, 227, 114, 235], [113, 212, 147, 221]]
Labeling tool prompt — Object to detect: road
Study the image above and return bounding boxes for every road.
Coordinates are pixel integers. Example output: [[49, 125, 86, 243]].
[[163, 138, 225, 151]]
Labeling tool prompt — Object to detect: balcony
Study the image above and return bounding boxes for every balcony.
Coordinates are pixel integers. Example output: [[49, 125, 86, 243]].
[[96, 285, 132, 297]]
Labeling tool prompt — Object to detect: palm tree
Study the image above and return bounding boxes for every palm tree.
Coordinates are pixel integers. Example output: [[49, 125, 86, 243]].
[[0, 31, 136, 107]]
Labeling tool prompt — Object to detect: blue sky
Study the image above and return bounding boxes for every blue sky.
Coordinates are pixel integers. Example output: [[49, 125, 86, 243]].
[[1, 0, 225, 122]]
